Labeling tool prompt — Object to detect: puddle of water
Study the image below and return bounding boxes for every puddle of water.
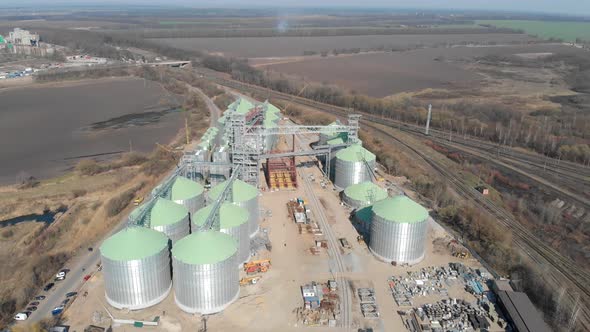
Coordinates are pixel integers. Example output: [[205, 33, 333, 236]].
[[0, 206, 68, 227]]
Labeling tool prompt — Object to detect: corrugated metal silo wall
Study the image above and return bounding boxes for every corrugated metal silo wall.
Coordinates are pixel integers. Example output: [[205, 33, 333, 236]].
[[151, 214, 190, 243], [334, 159, 374, 189], [102, 248, 172, 310], [369, 215, 428, 264], [174, 193, 205, 215], [236, 197, 259, 237], [220, 222, 250, 264], [173, 252, 239, 314]]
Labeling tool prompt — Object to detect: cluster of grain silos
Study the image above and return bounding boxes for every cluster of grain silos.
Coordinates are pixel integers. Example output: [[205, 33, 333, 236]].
[[192, 203, 250, 265], [342, 181, 388, 208], [334, 144, 376, 189], [208, 179, 260, 237], [170, 176, 205, 215], [172, 231, 240, 314], [149, 198, 190, 243], [100, 227, 172, 310], [369, 195, 429, 265]]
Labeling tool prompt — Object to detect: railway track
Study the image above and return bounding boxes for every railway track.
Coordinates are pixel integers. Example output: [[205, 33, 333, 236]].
[[297, 136, 352, 329], [363, 121, 590, 326], [200, 72, 590, 327]]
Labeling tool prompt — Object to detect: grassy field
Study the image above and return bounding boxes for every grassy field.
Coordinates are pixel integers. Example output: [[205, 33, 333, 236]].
[[478, 20, 590, 42]]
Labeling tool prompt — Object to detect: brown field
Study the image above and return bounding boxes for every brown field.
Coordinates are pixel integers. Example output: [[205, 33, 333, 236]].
[[149, 33, 535, 58], [0, 78, 183, 185], [265, 44, 584, 97]]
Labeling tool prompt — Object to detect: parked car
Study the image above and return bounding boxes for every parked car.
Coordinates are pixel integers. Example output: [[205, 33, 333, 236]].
[[14, 312, 28, 321], [65, 292, 78, 297], [34, 295, 46, 301], [51, 306, 64, 316], [26, 306, 37, 312], [83, 274, 91, 281], [55, 275, 65, 281], [56, 271, 66, 278], [43, 283, 55, 291], [29, 302, 39, 306], [61, 298, 70, 306]]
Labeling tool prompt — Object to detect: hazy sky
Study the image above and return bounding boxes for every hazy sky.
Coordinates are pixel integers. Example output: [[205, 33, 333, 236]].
[[5, 0, 590, 16]]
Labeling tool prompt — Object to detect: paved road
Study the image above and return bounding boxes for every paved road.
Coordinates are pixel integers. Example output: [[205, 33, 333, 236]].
[[24, 219, 130, 324]]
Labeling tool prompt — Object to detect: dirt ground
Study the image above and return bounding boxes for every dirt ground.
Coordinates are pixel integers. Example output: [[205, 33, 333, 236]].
[[149, 34, 535, 58], [264, 43, 584, 97], [63, 143, 496, 332]]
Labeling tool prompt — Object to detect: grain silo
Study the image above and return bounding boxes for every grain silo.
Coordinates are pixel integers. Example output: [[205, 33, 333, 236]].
[[171, 176, 205, 215], [369, 196, 429, 265], [334, 144, 376, 189], [172, 231, 239, 314], [100, 227, 172, 310], [208, 179, 259, 237], [149, 198, 190, 243], [192, 203, 250, 264], [342, 181, 388, 208]]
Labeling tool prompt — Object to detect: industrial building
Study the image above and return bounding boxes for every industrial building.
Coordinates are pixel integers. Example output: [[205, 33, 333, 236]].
[[192, 203, 250, 264], [496, 290, 552, 332], [100, 227, 172, 310], [7, 28, 39, 46], [369, 195, 429, 265], [172, 231, 240, 314]]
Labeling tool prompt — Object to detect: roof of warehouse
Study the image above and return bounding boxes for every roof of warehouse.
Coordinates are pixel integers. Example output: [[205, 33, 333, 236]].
[[372, 195, 428, 224], [344, 181, 388, 203], [336, 144, 376, 162], [150, 198, 188, 227], [193, 203, 249, 229], [208, 179, 258, 202], [172, 231, 237, 264], [171, 176, 204, 201], [497, 291, 551, 332], [100, 227, 168, 261]]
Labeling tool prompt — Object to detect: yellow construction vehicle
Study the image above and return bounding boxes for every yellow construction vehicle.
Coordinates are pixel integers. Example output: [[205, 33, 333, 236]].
[[240, 276, 261, 286], [133, 197, 144, 206], [244, 259, 271, 274]]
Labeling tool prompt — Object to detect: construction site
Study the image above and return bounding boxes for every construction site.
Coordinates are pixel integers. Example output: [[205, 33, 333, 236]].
[[56, 96, 549, 331]]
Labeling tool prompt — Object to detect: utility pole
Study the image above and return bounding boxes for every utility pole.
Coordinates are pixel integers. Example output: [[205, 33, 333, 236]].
[[425, 104, 432, 135]]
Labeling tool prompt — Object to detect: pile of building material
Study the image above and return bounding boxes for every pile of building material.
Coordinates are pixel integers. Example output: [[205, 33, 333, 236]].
[[298, 281, 340, 327], [358, 288, 379, 318], [389, 263, 491, 307], [409, 299, 490, 332]]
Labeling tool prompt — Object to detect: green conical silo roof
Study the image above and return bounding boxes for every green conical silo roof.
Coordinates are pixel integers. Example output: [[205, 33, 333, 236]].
[[336, 144, 376, 162], [171, 176, 204, 201], [265, 111, 280, 121], [344, 182, 388, 203], [172, 231, 237, 264], [0, 35, 5, 44], [193, 203, 248, 229], [234, 98, 255, 114], [372, 196, 428, 224], [100, 227, 169, 261], [150, 198, 188, 227], [209, 179, 258, 203], [320, 120, 343, 136], [327, 135, 346, 145]]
